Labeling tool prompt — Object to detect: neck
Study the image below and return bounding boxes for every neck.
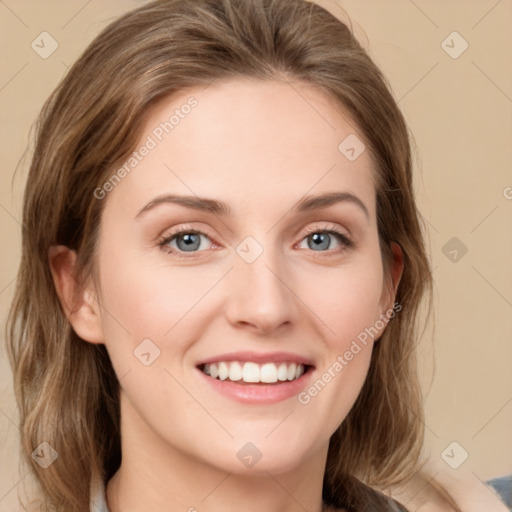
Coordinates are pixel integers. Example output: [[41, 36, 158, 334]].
[[106, 391, 329, 512]]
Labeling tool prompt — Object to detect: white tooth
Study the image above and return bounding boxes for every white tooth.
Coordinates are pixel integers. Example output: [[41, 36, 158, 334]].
[[287, 363, 297, 381], [260, 363, 278, 383], [218, 362, 229, 380], [277, 363, 288, 381], [203, 364, 210, 376], [229, 361, 243, 381], [295, 364, 304, 379], [209, 363, 219, 379], [242, 362, 260, 383]]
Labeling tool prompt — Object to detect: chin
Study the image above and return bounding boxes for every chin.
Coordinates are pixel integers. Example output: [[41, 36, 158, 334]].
[[199, 433, 320, 476]]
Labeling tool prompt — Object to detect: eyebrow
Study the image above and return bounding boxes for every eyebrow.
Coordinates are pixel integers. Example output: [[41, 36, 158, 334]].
[[135, 191, 369, 220]]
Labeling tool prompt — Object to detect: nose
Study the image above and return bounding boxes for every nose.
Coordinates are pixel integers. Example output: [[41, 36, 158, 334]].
[[223, 249, 299, 336]]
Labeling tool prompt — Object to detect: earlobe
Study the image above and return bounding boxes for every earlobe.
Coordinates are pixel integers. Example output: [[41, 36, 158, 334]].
[[48, 245, 105, 344]]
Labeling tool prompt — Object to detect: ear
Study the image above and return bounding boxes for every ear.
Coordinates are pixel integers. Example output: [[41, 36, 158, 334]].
[[48, 245, 105, 344], [389, 242, 403, 300], [378, 242, 404, 318]]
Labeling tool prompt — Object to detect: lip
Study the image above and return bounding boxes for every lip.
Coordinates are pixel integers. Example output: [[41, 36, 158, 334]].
[[195, 352, 315, 404], [197, 367, 314, 404], [196, 350, 315, 367]]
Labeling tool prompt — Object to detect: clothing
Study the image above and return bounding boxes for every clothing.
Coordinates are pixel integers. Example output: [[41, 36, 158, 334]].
[[90, 474, 512, 512], [487, 475, 512, 510], [90, 476, 110, 512], [89, 479, 407, 511], [89, 479, 403, 512]]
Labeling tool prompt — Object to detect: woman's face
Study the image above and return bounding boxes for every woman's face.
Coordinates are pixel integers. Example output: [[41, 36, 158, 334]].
[[89, 78, 399, 475]]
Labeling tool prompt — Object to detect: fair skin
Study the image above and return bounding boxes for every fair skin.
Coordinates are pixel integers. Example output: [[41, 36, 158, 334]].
[[49, 77, 403, 512]]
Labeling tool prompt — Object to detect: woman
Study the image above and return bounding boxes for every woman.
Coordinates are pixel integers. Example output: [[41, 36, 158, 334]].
[[7, 0, 437, 510]]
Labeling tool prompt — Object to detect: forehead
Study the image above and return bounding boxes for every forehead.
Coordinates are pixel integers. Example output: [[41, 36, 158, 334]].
[[103, 77, 376, 218]]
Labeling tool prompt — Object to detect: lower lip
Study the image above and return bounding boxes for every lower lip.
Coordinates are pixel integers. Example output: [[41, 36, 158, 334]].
[[197, 367, 314, 404]]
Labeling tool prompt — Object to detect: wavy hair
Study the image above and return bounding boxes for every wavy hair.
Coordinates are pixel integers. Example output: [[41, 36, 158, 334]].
[[6, 0, 433, 510]]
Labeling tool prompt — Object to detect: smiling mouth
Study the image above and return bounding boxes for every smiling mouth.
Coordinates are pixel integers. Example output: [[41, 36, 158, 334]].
[[198, 361, 312, 384]]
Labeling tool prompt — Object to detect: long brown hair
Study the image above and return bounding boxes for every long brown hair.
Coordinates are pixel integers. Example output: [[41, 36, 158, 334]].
[[6, 0, 433, 510]]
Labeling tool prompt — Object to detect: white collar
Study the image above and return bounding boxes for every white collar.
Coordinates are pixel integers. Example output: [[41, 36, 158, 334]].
[[90, 476, 110, 512]]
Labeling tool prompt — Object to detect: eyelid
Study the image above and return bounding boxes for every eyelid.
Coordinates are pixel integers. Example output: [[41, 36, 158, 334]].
[[296, 223, 354, 253], [300, 222, 351, 240], [157, 224, 218, 257], [158, 221, 354, 257]]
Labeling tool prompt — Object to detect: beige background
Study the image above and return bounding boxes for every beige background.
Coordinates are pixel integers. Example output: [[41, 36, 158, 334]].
[[1, 0, 511, 510]]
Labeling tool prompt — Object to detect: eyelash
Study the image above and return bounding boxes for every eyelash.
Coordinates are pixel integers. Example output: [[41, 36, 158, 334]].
[[158, 224, 354, 258]]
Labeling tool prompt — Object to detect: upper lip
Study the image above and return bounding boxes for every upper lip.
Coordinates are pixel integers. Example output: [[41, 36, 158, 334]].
[[196, 351, 315, 367]]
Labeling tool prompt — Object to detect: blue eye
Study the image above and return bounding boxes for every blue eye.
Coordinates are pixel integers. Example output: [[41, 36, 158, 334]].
[[158, 227, 353, 258], [298, 229, 353, 252], [159, 229, 212, 255]]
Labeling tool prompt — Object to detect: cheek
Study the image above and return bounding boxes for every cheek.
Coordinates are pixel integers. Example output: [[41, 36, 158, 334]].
[[94, 255, 213, 415], [300, 260, 384, 346], [97, 249, 216, 338], [295, 258, 383, 410], [296, 268, 381, 436]]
